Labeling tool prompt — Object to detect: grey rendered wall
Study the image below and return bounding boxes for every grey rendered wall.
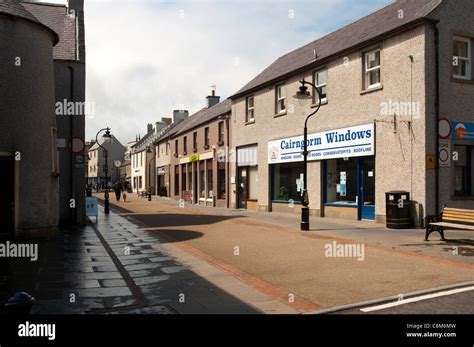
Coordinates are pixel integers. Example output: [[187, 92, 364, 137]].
[[0, 17, 59, 236]]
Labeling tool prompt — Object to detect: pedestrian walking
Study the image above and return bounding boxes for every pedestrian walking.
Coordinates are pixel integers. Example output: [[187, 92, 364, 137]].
[[113, 181, 122, 202], [122, 181, 128, 202]]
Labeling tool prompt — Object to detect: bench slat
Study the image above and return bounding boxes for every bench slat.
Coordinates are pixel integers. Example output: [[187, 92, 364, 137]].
[[444, 208, 474, 213], [443, 216, 474, 223], [443, 211, 474, 217], [430, 222, 474, 230]]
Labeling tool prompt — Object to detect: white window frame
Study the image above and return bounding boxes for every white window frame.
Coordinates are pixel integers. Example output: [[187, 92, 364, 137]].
[[364, 49, 381, 89], [313, 69, 327, 104], [246, 96, 255, 123], [276, 84, 286, 114], [453, 36, 471, 80]]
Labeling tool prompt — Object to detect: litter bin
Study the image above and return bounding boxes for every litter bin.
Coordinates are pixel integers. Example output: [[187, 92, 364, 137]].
[[386, 191, 413, 229]]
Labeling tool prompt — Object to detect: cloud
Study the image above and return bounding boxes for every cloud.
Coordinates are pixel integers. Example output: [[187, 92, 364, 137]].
[[84, 0, 391, 143]]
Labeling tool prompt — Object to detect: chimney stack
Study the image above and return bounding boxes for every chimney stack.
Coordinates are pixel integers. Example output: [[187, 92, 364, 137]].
[[173, 110, 189, 124], [206, 88, 220, 108], [147, 123, 153, 134]]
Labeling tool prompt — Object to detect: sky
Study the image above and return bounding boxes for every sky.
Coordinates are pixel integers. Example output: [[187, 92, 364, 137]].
[[40, 0, 393, 144]]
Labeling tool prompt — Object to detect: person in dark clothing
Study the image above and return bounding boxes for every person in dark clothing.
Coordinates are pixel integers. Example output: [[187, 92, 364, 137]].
[[122, 181, 128, 202], [113, 182, 122, 202]]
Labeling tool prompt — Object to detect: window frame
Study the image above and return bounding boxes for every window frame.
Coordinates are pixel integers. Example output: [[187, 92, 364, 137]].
[[218, 121, 225, 143], [204, 127, 210, 148], [275, 84, 286, 115], [453, 36, 472, 80], [313, 69, 328, 104], [246, 96, 255, 123], [183, 136, 187, 154], [364, 49, 381, 90]]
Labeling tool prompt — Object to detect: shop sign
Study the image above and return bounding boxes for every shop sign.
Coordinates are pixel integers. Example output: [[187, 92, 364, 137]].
[[451, 121, 474, 141], [189, 154, 200, 162], [268, 123, 375, 164], [157, 167, 166, 175]]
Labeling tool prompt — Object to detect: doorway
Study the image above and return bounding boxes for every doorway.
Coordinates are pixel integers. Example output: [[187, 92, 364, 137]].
[[359, 157, 375, 221], [0, 156, 15, 237], [237, 167, 248, 209]]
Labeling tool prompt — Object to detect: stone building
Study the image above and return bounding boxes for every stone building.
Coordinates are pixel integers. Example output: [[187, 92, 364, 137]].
[[23, 0, 87, 227], [170, 92, 232, 208], [0, 0, 60, 237], [87, 136, 126, 189], [229, 0, 474, 223]]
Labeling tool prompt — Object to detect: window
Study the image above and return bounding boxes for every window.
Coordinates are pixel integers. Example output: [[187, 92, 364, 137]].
[[174, 165, 179, 195], [217, 160, 226, 199], [246, 96, 255, 123], [454, 145, 473, 196], [157, 145, 160, 159], [183, 136, 187, 154], [364, 49, 381, 89], [193, 132, 197, 150], [326, 158, 358, 205], [140, 152, 142, 166], [275, 84, 286, 114], [272, 162, 304, 202], [200, 161, 205, 198], [204, 127, 210, 148], [175, 139, 178, 154], [453, 37, 471, 80], [313, 69, 327, 103], [218, 121, 225, 144], [181, 164, 187, 193], [207, 160, 213, 198], [166, 142, 169, 155], [139, 176, 143, 189]]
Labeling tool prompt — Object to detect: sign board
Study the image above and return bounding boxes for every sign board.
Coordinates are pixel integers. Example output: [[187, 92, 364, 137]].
[[426, 154, 436, 170], [157, 167, 166, 175], [189, 154, 200, 162], [439, 140, 451, 167], [439, 118, 452, 139], [71, 137, 85, 154], [451, 121, 474, 141], [57, 138, 66, 148], [268, 123, 375, 164], [86, 197, 98, 223], [237, 146, 258, 167]]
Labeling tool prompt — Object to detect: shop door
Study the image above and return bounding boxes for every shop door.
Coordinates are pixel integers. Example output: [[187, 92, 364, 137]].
[[0, 157, 14, 236], [359, 157, 375, 221], [238, 167, 248, 209]]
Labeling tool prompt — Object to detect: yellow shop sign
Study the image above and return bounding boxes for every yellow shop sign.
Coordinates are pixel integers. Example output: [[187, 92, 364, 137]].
[[189, 154, 200, 162]]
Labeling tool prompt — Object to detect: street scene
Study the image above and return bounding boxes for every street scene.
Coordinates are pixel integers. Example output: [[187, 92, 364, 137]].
[[1, 0, 474, 344]]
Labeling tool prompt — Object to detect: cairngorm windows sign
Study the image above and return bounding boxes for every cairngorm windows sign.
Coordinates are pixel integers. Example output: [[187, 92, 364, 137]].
[[268, 123, 375, 164]]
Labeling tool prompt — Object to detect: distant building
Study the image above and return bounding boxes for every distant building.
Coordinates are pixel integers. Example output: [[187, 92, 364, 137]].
[[87, 136, 126, 188], [131, 111, 188, 195]]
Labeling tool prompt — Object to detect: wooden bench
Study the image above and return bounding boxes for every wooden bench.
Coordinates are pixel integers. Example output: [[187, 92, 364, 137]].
[[425, 207, 474, 241], [139, 190, 148, 199]]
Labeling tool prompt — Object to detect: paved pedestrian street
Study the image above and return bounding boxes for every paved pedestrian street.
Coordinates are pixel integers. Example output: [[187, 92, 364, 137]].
[[2, 193, 474, 315]]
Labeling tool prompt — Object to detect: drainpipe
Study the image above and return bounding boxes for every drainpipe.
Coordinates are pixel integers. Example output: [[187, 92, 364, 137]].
[[433, 22, 440, 214], [69, 66, 76, 224]]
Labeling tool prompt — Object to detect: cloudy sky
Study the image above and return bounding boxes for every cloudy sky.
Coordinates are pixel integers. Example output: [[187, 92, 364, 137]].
[[45, 0, 393, 143]]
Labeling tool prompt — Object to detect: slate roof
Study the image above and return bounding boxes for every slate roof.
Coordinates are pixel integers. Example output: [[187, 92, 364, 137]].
[[171, 99, 232, 137], [0, 0, 59, 45], [231, 0, 443, 99], [22, 1, 77, 61]]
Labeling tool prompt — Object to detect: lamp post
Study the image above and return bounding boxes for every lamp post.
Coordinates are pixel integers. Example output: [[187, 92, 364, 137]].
[[293, 79, 322, 231], [147, 146, 155, 201], [96, 127, 112, 214]]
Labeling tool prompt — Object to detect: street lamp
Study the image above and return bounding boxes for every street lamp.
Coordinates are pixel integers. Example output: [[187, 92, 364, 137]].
[[147, 146, 155, 201], [96, 127, 112, 214], [293, 79, 322, 231]]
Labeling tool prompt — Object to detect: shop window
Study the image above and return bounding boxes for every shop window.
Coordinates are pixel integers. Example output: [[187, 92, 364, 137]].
[[200, 161, 205, 198], [181, 164, 187, 193], [454, 145, 473, 196], [275, 84, 286, 115], [364, 49, 381, 90], [174, 165, 179, 196], [313, 69, 327, 104], [326, 158, 358, 205], [272, 162, 304, 202], [139, 176, 143, 190], [207, 160, 213, 198], [453, 36, 472, 80], [217, 161, 226, 199], [248, 166, 258, 200], [246, 96, 255, 123]]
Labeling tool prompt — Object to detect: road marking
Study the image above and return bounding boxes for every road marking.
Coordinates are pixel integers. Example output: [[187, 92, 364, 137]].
[[360, 286, 474, 312]]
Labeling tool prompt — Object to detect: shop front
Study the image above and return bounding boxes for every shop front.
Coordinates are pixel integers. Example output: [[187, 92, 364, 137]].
[[268, 123, 375, 221]]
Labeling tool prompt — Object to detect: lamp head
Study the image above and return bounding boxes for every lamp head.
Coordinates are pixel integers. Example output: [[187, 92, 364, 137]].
[[293, 81, 312, 100]]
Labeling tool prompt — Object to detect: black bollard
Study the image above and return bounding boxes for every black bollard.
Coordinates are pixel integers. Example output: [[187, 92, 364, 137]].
[[5, 292, 36, 314]]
